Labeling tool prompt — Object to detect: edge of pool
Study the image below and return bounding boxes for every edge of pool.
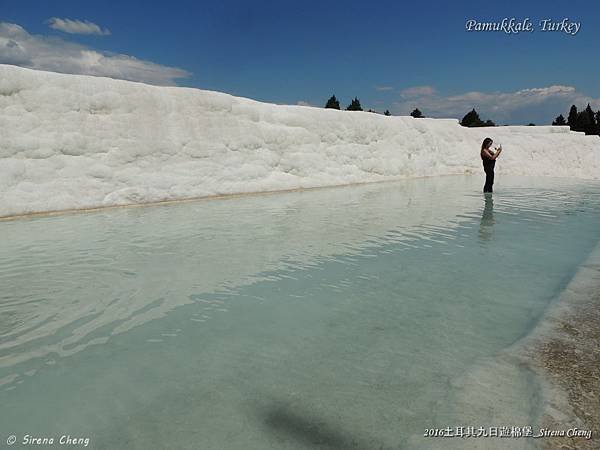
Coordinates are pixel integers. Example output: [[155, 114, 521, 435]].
[[0, 173, 465, 222], [504, 240, 600, 448], [1, 173, 596, 222]]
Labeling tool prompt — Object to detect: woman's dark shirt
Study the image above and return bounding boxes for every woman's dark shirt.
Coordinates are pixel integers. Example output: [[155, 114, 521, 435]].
[[481, 149, 495, 161]]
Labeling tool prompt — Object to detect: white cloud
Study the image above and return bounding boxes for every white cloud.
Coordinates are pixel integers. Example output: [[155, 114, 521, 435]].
[[0, 22, 190, 86], [393, 85, 600, 124], [375, 85, 394, 92], [400, 86, 436, 98], [47, 17, 110, 36]]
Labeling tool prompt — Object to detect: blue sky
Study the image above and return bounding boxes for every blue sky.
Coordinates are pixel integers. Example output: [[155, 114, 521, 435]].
[[1, 0, 598, 124]]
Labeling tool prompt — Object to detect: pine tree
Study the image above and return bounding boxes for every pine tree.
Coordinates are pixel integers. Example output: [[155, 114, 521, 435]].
[[567, 105, 578, 129], [325, 95, 340, 110], [573, 111, 590, 133], [596, 110, 600, 135], [384, 110, 391, 116], [461, 108, 484, 127], [346, 97, 363, 111], [552, 114, 566, 126], [410, 108, 424, 118], [485, 119, 496, 127], [584, 104, 596, 135]]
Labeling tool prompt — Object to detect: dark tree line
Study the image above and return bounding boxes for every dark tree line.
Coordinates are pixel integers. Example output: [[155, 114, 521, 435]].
[[325, 95, 392, 115], [325, 95, 364, 111], [554, 104, 600, 136], [324, 95, 599, 136], [324, 95, 494, 126]]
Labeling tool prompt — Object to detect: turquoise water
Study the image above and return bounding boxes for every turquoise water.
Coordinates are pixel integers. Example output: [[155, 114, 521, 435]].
[[1, 175, 600, 449]]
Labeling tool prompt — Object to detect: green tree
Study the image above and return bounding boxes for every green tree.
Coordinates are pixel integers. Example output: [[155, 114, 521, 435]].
[[461, 108, 484, 127], [567, 105, 578, 129], [325, 95, 340, 110], [346, 97, 363, 111], [410, 108, 424, 118], [596, 110, 600, 135], [573, 110, 591, 133], [485, 119, 496, 127], [528, 123, 535, 126], [584, 104, 596, 135], [552, 114, 566, 126], [384, 110, 391, 116]]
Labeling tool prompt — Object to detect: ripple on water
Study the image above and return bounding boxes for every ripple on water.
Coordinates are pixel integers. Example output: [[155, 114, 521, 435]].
[[0, 175, 599, 448]]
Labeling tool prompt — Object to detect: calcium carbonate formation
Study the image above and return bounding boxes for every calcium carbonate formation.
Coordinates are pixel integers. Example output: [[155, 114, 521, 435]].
[[1, 64, 598, 217]]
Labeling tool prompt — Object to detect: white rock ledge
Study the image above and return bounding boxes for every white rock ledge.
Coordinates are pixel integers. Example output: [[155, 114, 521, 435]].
[[1, 64, 599, 218]]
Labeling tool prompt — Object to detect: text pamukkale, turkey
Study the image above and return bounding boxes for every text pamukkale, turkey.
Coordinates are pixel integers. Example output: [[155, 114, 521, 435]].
[[465, 18, 581, 35]]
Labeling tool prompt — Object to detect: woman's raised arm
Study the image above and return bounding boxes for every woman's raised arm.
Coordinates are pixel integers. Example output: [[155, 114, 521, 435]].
[[482, 148, 495, 159]]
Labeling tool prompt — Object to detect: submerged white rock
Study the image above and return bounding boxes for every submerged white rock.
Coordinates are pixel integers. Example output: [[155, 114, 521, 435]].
[[1, 64, 599, 217]]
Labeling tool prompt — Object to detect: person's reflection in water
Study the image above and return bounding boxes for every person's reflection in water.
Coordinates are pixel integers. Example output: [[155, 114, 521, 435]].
[[479, 193, 495, 242]]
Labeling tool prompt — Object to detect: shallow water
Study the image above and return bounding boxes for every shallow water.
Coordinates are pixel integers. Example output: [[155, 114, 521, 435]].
[[1, 175, 600, 449]]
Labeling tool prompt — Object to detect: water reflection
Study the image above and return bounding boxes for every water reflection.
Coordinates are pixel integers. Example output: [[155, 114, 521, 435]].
[[479, 193, 495, 242], [0, 175, 478, 373], [1, 176, 599, 377], [1, 175, 600, 450]]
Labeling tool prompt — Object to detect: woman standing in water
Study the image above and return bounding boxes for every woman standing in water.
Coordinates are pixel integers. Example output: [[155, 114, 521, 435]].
[[480, 137, 502, 193]]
